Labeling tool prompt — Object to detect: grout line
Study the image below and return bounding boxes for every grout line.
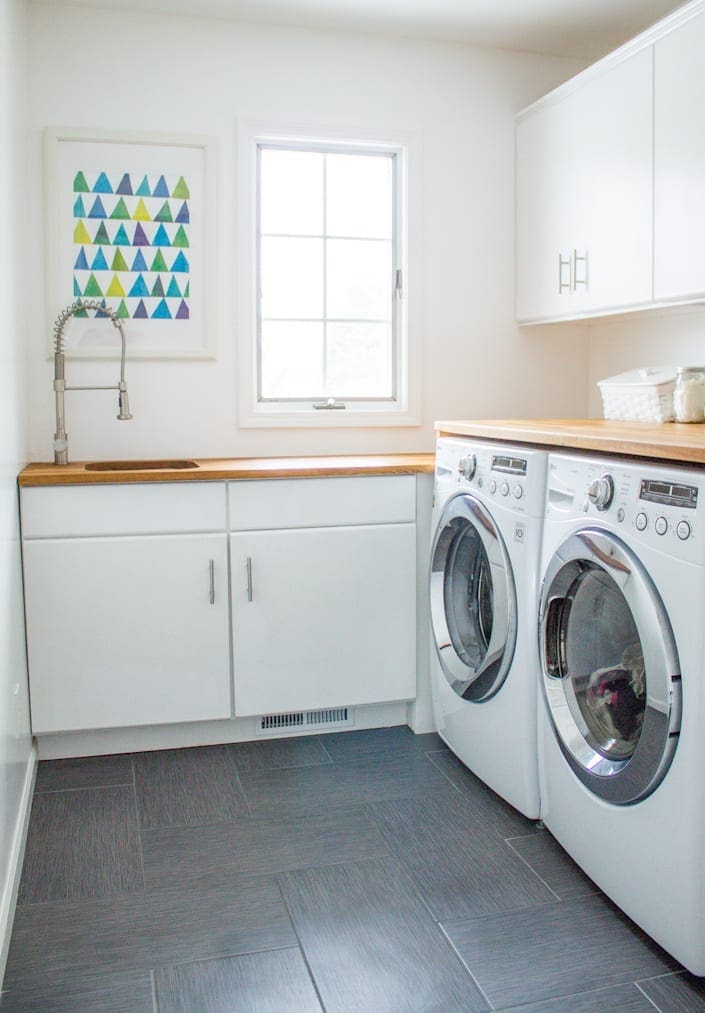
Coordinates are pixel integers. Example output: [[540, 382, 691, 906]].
[[634, 978, 665, 1011], [273, 875, 329, 1012], [150, 967, 159, 1013], [438, 922, 496, 1011], [33, 781, 134, 795], [224, 747, 254, 818], [503, 837, 562, 902]]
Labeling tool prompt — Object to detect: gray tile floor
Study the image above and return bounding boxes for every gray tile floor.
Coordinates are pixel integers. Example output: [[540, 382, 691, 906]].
[[3, 726, 705, 1011]]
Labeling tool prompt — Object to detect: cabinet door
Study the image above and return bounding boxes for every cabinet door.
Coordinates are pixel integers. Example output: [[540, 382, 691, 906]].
[[517, 49, 653, 322], [23, 534, 231, 733], [654, 10, 705, 301], [231, 524, 416, 716]]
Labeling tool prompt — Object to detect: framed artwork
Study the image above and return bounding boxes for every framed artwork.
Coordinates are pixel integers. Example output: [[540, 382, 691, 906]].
[[44, 127, 217, 358]]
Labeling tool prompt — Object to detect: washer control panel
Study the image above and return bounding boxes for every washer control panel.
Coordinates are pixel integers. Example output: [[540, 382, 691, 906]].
[[435, 437, 547, 517]]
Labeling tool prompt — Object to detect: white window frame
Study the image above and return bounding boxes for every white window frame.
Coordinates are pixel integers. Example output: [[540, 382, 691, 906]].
[[237, 120, 420, 428]]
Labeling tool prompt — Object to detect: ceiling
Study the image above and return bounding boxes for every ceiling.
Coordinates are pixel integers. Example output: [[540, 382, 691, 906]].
[[38, 0, 688, 59]]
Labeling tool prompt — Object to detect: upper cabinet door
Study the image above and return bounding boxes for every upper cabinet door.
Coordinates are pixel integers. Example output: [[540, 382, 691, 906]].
[[517, 49, 653, 323], [654, 10, 705, 302]]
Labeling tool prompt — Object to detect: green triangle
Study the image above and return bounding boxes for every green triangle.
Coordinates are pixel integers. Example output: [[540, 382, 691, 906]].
[[73, 308, 89, 318], [172, 225, 189, 248], [184, 281, 190, 298], [166, 276, 181, 298], [110, 248, 130, 271], [154, 201, 173, 223], [73, 171, 90, 193], [84, 273, 103, 297], [172, 176, 190, 199], [150, 249, 168, 272], [110, 197, 131, 220], [116, 299, 130, 319], [93, 221, 110, 245]]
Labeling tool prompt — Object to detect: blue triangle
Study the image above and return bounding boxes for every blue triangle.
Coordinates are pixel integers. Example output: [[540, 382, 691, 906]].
[[91, 248, 109, 270], [153, 175, 169, 198], [74, 247, 89, 270], [128, 275, 150, 298], [73, 277, 82, 296], [115, 173, 133, 195], [175, 201, 190, 224], [153, 224, 171, 247], [131, 249, 148, 272], [73, 195, 86, 218], [88, 195, 107, 218], [166, 276, 181, 298], [171, 251, 189, 273], [135, 175, 151, 197], [92, 172, 113, 194], [152, 298, 172, 319], [113, 225, 130, 246]]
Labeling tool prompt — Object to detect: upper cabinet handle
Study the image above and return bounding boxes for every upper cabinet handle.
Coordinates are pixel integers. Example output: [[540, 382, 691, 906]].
[[572, 249, 588, 290], [558, 253, 572, 293]]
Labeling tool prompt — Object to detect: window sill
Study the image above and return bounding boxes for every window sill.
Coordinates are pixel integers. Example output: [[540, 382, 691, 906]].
[[239, 407, 421, 428]]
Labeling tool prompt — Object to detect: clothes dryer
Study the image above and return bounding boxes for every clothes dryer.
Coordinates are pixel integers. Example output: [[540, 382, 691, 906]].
[[429, 437, 547, 818], [538, 452, 705, 973]]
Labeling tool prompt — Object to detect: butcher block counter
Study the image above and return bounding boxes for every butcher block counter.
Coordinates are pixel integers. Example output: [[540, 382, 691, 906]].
[[18, 452, 435, 487], [435, 419, 705, 467]]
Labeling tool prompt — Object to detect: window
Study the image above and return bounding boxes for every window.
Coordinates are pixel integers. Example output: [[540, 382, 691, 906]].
[[238, 126, 418, 427]]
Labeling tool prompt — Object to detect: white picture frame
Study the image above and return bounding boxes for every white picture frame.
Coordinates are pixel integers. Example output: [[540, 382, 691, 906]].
[[44, 126, 217, 358]]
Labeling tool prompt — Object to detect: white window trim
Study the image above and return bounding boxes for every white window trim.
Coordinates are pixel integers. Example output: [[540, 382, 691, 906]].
[[237, 119, 421, 428]]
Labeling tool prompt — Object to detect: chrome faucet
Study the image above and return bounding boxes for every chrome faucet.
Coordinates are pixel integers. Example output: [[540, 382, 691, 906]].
[[53, 299, 133, 465]]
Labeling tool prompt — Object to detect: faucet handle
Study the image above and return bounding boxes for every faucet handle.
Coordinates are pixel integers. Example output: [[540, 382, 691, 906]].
[[118, 386, 133, 421]]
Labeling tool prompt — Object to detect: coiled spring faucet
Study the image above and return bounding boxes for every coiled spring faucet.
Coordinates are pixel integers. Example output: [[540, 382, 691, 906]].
[[53, 299, 133, 465]]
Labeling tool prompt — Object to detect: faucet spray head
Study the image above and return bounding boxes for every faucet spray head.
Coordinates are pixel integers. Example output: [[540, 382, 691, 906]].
[[118, 384, 133, 421]]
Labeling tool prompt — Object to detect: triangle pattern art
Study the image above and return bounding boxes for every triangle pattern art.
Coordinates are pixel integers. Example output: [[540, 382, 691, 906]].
[[71, 169, 193, 323]]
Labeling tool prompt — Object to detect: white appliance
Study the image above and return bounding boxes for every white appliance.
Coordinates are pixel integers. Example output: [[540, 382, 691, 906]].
[[429, 437, 547, 818], [538, 452, 705, 973]]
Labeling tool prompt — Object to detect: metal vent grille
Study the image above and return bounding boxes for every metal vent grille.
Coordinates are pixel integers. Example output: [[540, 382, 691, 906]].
[[257, 707, 352, 735]]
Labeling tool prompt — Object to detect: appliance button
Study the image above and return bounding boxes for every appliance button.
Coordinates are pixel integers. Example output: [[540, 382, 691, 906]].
[[514, 484, 523, 499], [500, 481, 510, 497], [635, 512, 648, 531], [617, 508, 625, 523], [655, 516, 668, 536], [677, 520, 691, 541], [489, 479, 497, 494]]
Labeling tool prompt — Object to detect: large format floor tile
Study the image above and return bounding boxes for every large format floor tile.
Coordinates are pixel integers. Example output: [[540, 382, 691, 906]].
[[368, 795, 555, 921], [228, 734, 331, 773], [0, 968, 154, 1013], [442, 893, 677, 1009], [279, 856, 489, 1012], [133, 746, 249, 829], [155, 947, 322, 1012], [141, 806, 390, 891], [18, 785, 143, 905], [507, 830, 598, 899], [637, 969, 705, 1011], [34, 753, 134, 792], [320, 726, 443, 762], [509, 982, 656, 1011]]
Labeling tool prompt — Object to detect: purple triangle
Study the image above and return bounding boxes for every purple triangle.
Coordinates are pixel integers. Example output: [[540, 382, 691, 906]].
[[176, 299, 189, 319], [134, 299, 149, 318], [133, 223, 150, 246], [116, 173, 133, 195], [175, 201, 190, 224]]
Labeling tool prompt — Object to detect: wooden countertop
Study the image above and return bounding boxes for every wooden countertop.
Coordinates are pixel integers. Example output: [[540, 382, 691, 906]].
[[18, 453, 435, 487], [435, 419, 705, 466]]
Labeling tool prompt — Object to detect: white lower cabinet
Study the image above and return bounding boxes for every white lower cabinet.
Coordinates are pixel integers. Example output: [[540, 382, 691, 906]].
[[23, 533, 231, 733]]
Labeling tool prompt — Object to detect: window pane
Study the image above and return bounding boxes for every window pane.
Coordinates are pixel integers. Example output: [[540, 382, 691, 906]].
[[261, 236, 323, 319], [327, 239, 392, 320], [260, 321, 324, 399], [260, 149, 323, 236], [326, 322, 392, 398], [326, 153, 393, 239]]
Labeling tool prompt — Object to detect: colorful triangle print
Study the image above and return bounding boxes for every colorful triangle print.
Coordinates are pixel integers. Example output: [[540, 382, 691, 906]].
[[73, 195, 86, 218], [73, 171, 90, 193], [132, 198, 151, 221], [88, 196, 107, 219], [166, 276, 181, 298], [153, 224, 171, 247], [135, 175, 151, 197], [152, 298, 172, 319], [171, 251, 189, 273], [128, 275, 149, 298], [111, 249, 130, 271], [132, 223, 150, 246], [73, 277, 82, 297], [93, 222, 111, 245], [131, 249, 148, 272], [90, 248, 109, 271], [84, 273, 103, 297], [151, 277, 165, 298], [172, 177, 190, 199], [184, 281, 190, 297], [116, 299, 130, 318], [113, 224, 130, 246], [92, 172, 113, 194], [176, 300, 189, 320], [110, 197, 131, 220], [151, 249, 168, 272], [134, 299, 149, 318], [73, 220, 91, 244], [116, 173, 133, 195], [153, 175, 170, 198], [106, 274, 126, 297], [154, 201, 173, 223], [172, 226, 189, 248], [175, 202, 190, 224], [74, 247, 89, 270]]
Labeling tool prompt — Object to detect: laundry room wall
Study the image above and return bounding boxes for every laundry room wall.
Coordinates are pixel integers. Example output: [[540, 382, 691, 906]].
[[25, 3, 589, 462]]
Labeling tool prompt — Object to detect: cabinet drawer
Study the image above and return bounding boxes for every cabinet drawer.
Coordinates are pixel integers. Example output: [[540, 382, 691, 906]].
[[229, 476, 416, 531], [21, 482, 227, 538]]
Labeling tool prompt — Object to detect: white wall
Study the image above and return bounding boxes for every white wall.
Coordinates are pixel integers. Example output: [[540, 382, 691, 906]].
[[26, 5, 588, 462], [0, 0, 34, 979]]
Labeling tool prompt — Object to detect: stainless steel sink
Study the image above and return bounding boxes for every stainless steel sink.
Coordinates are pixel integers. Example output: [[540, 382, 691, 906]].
[[84, 460, 199, 472]]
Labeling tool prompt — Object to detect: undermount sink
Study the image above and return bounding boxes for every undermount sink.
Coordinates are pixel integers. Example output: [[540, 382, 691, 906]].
[[84, 460, 199, 472]]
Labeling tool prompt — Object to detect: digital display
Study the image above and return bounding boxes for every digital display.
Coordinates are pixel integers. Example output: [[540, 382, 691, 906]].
[[639, 479, 698, 509], [492, 455, 527, 476]]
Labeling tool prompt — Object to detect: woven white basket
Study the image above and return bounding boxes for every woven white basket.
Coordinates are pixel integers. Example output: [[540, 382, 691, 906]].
[[597, 368, 676, 423]]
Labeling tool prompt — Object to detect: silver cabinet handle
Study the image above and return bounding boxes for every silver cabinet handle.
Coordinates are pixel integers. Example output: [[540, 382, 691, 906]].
[[246, 556, 253, 602], [558, 253, 572, 293], [572, 249, 588, 290], [209, 559, 215, 604]]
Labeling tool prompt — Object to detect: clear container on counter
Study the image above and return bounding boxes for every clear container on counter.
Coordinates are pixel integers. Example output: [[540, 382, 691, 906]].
[[673, 367, 705, 423]]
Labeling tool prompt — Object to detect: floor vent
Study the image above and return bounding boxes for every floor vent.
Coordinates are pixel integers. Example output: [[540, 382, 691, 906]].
[[256, 707, 352, 735]]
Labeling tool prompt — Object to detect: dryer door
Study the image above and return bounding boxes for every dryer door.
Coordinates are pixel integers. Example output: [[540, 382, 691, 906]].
[[430, 492, 517, 702], [539, 527, 681, 804]]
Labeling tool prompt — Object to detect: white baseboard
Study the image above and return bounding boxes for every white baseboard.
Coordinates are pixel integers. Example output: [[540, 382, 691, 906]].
[[0, 744, 37, 988]]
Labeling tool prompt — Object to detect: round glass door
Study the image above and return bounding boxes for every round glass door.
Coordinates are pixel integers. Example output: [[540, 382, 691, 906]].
[[430, 493, 516, 702], [540, 528, 681, 804]]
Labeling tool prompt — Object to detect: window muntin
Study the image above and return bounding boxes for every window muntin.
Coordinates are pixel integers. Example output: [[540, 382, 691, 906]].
[[256, 143, 400, 406]]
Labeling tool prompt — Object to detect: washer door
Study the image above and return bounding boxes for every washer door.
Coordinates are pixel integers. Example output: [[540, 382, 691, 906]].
[[539, 527, 681, 805], [430, 492, 517, 703]]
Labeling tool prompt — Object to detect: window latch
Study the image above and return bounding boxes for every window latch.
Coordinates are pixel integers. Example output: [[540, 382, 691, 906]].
[[313, 397, 347, 410], [395, 268, 403, 298]]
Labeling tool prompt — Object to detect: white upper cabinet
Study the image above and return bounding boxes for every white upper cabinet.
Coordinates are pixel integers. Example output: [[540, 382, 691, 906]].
[[517, 49, 653, 323], [654, 9, 705, 302]]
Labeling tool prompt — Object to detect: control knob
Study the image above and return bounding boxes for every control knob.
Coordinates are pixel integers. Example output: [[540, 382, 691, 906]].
[[458, 453, 477, 481], [587, 473, 615, 511]]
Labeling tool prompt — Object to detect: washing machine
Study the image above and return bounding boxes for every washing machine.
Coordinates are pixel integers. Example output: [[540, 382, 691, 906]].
[[538, 451, 705, 973], [429, 437, 547, 818]]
